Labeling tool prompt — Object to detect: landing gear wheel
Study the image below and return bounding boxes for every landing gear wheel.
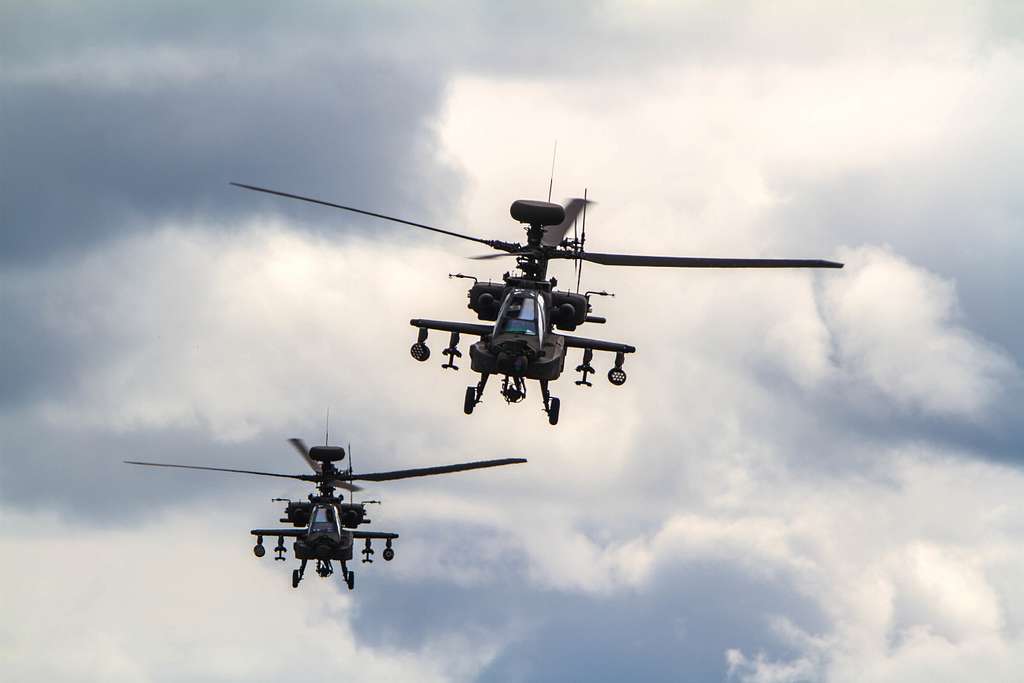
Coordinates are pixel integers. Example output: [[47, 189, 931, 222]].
[[345, 570, 355, 591], [464, 386, 476, 415], [292, 569, 300, 588], [547, 397, 560, 425], [382, 547, 395, 562]]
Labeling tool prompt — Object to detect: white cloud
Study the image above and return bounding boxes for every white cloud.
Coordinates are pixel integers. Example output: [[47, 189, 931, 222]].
[[713, 455, 1024, 683], [0, 504, 501, 682], [822, 246, 1015, 418], [6, 222, 471, 441], [6, 211, 1018, 677], [5, 2, 1024, 681]]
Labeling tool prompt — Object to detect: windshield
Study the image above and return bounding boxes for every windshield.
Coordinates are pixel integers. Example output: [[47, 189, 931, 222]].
[[309, 505, 338, 534], [498, 294, 540, 336]]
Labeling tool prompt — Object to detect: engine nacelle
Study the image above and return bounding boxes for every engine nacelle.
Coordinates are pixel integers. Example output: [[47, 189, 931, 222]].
[[467, 282, 504, 320], [339, 503, 366, 528], [550, 291, 588, 330], [280, 501, 313, 527]]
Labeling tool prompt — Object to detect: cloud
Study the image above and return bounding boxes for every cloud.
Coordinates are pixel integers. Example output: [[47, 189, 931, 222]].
[[5, 2, 1024, 681], [1, 505, 501, 683], [821, 246, 1015, 419], [0, 4, 461, 263], [4, 216, 1018, 677], [719, 454, 1024, 683]]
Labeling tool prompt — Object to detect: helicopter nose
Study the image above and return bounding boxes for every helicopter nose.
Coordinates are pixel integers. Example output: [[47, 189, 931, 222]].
[[312, 537, 336, 556], [496, 352, 528, 376]]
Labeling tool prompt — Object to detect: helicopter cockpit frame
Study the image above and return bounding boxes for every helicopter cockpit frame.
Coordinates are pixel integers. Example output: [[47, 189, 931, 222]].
[[307, 503, 341, 537], [494, 289, 546, 343]]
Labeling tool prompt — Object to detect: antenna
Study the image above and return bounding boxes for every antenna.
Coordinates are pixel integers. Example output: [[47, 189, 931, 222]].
[[347, 442, 353, 504], [325, 407, 330, 446], [547, 141, 558, 202], [576, 187, 587, 294]]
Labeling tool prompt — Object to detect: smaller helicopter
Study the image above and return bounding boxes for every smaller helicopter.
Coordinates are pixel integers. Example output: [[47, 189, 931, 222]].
[[126, 438, 525, 590]]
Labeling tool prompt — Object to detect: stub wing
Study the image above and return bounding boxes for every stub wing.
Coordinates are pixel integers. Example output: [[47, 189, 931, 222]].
[[563, 334, 636, 354], [251, 528, 306, 538], [410, 319, 491, 336], [352, 531, 400, 540]]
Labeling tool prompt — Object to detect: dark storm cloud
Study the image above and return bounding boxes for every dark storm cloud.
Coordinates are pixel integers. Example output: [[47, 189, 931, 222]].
[[18, 2, 1010, 266], [0, 1, 644, 264], [0, 2, 463, 263], [349, 548, 826, 682], [0, 419, 285, 520], [0, 275, 83, 407], [2, 66, 455, 259]]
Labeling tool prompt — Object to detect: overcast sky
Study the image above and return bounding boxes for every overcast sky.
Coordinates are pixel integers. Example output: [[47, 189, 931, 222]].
[[3, 2, 1023, 681]]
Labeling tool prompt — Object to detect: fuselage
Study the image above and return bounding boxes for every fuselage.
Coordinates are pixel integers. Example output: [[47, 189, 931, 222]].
[[469, 288, 566, 380], [294, 502, 354, 562]]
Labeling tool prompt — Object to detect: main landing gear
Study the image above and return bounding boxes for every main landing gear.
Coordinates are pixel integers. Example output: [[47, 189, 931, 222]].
[[288, 559, 353, 590], [464, 372, 489, 415], [338, 561, 354, 591], [466, 373, 559, 424], [292, 559, 307, 588], [540, 380, 560, 425], [465, 374, 529, 412]]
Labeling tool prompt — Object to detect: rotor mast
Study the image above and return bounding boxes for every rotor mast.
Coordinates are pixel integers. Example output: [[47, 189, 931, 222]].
[[515, 224, 552, 281]]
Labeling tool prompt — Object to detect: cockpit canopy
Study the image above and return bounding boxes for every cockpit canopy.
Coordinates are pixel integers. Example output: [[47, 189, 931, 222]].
[[495, 290, 545, 339], [308, 504, 340, 536]]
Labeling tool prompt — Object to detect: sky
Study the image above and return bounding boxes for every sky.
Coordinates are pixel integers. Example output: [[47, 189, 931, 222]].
[[2, 2, 1023, 681]]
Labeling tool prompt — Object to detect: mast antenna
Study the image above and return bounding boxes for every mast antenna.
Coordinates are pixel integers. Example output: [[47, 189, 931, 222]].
[[547, 141, 558, 202]]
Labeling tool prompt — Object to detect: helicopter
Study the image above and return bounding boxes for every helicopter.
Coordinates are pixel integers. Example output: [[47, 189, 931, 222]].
[[231, 182, 842, 425], [125, 438, 526, 590]]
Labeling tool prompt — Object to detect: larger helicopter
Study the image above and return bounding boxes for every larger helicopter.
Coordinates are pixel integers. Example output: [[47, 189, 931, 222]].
[[126, 438, 525, 590], [231, 182, 842, 425]]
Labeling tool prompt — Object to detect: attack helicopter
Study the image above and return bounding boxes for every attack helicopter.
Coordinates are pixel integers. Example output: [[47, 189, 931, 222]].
[[126, 438, 525, 590], [231, 182, 842, 425]]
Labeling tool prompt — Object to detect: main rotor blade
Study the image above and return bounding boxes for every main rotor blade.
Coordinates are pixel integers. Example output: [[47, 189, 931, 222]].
[[287, 437, 320, 473], [329, 479, 363, 493], [124, 460, 312, 481], [542, 198, 592, 247], [344, 458, 527, 483], [231, 182, 501, 249], [469, 251, 527, 260], [572, 252, 844, 269]]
